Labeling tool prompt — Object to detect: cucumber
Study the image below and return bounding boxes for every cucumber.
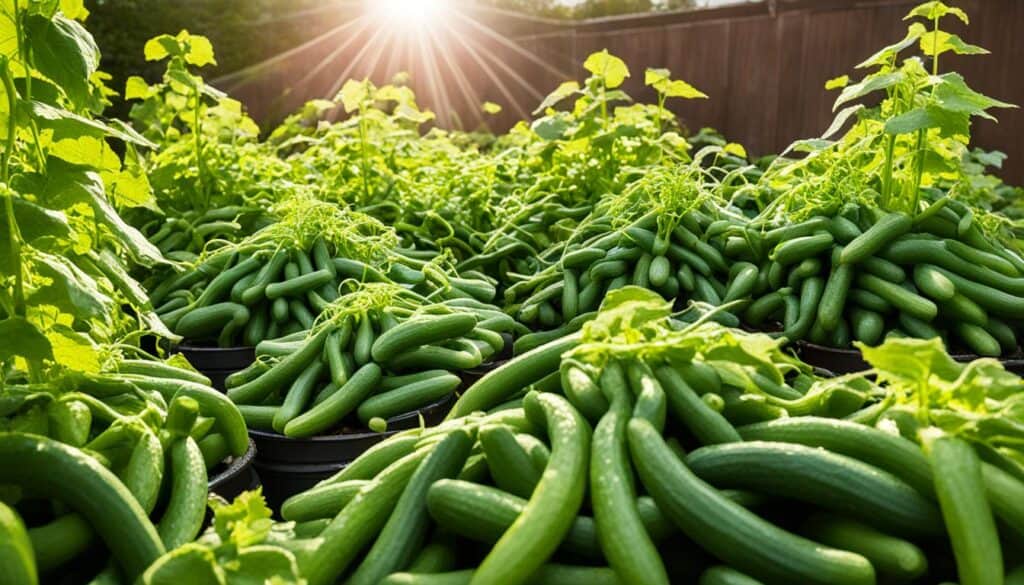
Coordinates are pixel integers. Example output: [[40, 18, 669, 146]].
[[156, 437, 207, 549], [0, 501, 37, 585], [649, 256, 672, 288], [229, 328, 329, 405], [724, 263, 759, 303], [426, 479, 600, 559], [273, 360, 325, 433], [849, 288, 892, 313], [346, 430, 473, 585], [913, 264, 956, 301], [472, 393, 590, 585], [372, 313, 478, 362], [284, 363, 382, 438], [27, 513, 92, 573], [850, 308, 884, 345], [281, 480, 368, 522], [627, 419, 875, 585], [657, 366, 740, 445], [174, 302, 250, 341], [561, 247, 606, 269], [356, 373, 461, 423], [737, 417, 934, 497], [317, 432, 421, 488], [480, 424, 543, 498], [801, 514, 928, 583], [303, 450, 429, 585], [942, 293, 989, 326], [956, 322, 1001, 357], [982, 463, 1024, 538], [686, 441, 942, 537], [562, 269, 579, 321], [448, 333, 580, 419], [856, 273, 937, 321], [861, 256, 905, 283], [699, 566, 764, 585], [593, 363, 669, 585], [840, 212, 911, 265], [817, 259, 853, 333], [771, 233, 833, 266], [922, 430, 1003, 585], [0, 434, 165, 580], [354, 313, 375, 366]]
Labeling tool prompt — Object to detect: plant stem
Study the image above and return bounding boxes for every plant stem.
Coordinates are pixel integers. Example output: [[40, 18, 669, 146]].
[[881, 134, 896, 208], [193, 85, 207, 211], [1, 62, 25, 318]]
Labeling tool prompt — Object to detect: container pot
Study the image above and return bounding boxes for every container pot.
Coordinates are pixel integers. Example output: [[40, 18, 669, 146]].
[[208, 439, 260, 502], [173, 343, 255, 391], [250, 393, 455, 512]]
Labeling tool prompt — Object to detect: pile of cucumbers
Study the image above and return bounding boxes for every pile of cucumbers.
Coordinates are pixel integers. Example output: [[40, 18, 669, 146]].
[[505, 204, 733, 345], [0, 354, 249, 583], [151, 231, 498, 348], [227, 284, 520, 438], [269, 291, 1024, 585], [733, 199, 1024, 356], [137, 205, 271, 263]]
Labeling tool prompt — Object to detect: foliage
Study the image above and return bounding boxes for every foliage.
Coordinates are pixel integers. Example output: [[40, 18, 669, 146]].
[[0, 0, 173, 380]]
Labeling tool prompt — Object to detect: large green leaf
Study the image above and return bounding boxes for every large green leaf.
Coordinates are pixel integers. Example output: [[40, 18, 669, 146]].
[[532, 81, 580, 115], [20, 158, 164, 265], [30, 101, 156, 148], [0, 317, 53, 363], [23, 14, 98, 111], [883, 104, 969, 138], [934, 73, 1016, 121], [833, 71, 904, 111], [29, 251, 110, 321], [583, 50, 629, 89]]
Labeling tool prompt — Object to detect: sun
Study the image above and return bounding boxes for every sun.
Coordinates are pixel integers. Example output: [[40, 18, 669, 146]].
[[368, 0, 451, 28]]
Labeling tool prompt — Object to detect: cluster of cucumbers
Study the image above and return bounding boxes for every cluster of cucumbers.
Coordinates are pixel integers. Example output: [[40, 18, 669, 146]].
[[226, 294, 519, 438], [151, 235, 498, 348], [0, 356, 249, 582], [272, 316, 1024, 585]]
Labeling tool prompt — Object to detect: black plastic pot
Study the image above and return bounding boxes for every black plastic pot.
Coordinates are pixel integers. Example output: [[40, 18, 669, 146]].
[[250, 394, 455, 512], [208, 439, 260, 502], [173, 343, 255, 391], [798, 341, 1024, 375]]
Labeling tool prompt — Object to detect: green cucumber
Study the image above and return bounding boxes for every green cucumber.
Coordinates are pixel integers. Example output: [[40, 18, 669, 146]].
[[472, 393, 590, 585], [345, 430, 472, 585], [627, 419, 874, 585], [0, 434, 164, 580]]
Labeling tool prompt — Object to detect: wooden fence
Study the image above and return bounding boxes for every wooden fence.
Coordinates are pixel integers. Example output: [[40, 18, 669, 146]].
[[217, 0, 1024, 185]]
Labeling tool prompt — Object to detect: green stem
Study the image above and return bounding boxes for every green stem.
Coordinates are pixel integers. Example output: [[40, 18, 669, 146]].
[[193, 85, 207, 211], [0, 62, 25, 317], [910, 127, 926, 214], [358, 105, 371, 205], [881, 134, 896, 208]]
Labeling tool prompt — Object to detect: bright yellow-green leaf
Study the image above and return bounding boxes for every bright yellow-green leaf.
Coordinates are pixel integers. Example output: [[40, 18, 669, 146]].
[[644, 67, 670, 87], [143, 35, 174, 61], [482, 101, 502, 115], [59, 0, 89, 20], [905, 1, 968, 24], [825, 75, 850, 90], [583, 49, 630, 89], [533, 81, 580, 115], [661, 79, 707, 99], [919, 30, 988, 57], [338, 79, 373, 113], [181, 32, 216, 67], [124, 76, 150, 100], [48, 326, 100, 373], [724, 143, 747, 158]]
